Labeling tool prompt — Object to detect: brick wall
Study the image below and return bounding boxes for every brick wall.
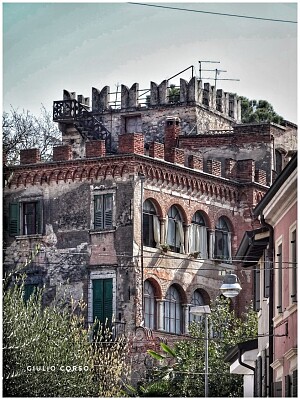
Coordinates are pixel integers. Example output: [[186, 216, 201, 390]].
[[53, 145, 73, 161], [86, 140, 106, 158], [20, 148, 41, 164], [207, 159, 222, 177], [119, 133, 144, 155], [149, 142, 165, 159]]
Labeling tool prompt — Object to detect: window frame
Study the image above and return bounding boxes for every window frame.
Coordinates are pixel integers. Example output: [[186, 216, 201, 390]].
[[143, 280, 156, 329], [276, 241, 283, 314], [164, 285, 182, 334], [166, 206, 184, 253], [143, 200, 157, 248], [214, 217, 231, 261], [9, 199, 43, 237]]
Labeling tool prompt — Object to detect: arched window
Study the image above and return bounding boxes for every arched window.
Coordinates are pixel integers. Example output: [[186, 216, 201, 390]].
[[214, 217, 231, 261], [189, 289, 206, 324], [143, 200, 160, 248], [144, 280, 156, 329], [166, 206, 184, 253], [164, 285, 182, 334], [189, 211, 208, 258]]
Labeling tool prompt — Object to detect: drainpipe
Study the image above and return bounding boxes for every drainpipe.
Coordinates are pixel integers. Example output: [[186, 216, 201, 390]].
[[238, 348, 255, 372], [260, 213, 274, 397], [139, 173, 145, 324]]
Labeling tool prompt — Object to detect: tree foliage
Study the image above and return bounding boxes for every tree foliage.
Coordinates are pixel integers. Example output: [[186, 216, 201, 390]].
[[3, 277, 130, 397], [239, 96, 283, 125], [140, 297, 257, 397], [3, 105, 62, 165]]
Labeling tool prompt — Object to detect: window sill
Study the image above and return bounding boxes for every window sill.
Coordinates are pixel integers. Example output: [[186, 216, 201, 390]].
[[89, 228, 116, 235]]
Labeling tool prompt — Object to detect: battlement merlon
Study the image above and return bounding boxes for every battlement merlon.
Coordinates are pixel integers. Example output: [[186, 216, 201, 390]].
[[54, 78, 241, 121]]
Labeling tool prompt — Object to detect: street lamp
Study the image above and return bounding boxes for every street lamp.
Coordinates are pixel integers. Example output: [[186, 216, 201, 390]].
[[220, 273, 242, 298], [190, 274, 242, 397]]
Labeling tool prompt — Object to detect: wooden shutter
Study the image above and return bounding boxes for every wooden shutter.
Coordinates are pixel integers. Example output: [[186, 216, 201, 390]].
[[36, 200, 43, 234], [9, 203, 19, 236], [93, 279, 113, 325], [264, 252, 270, 298], [285, 375, 291, 397], [257, 355, 262, 397], [253, 267, 261, 311], [104, 194, 113, 229], [262, 349, 267, 397], [273, 381, 282, 397], [103, 278, 113, 325], [94, 195, 103, 229], [292, 370, 297, 397]]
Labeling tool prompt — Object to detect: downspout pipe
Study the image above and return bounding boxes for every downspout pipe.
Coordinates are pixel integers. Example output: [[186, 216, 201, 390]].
[[260, 213, 274, 397], [238, 348, 255, 373]]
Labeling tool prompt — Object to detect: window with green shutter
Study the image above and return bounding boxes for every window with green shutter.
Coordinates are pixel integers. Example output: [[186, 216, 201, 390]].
[[9, 200, 43, 236], [92, 279, 113, 326], [94, 194, 113, 230]]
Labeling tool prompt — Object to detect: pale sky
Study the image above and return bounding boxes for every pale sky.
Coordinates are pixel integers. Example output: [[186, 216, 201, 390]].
[[2, 2, 298, 123]]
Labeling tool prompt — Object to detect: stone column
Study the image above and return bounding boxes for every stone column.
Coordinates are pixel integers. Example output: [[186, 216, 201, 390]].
[[157, 300, 165, 331], [160, 218, 166, 245], [184, 224, 190, 254], [183, 304, 191, 334], [209, 230, 215, 259]]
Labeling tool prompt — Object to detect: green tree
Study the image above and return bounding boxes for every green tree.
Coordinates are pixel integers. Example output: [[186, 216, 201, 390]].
[[140, 297, 257, 397], [3, 105, 62, 165], [168, 84, 180, 103], [239, 96, 283, 124], [3, 277, 130, 397]]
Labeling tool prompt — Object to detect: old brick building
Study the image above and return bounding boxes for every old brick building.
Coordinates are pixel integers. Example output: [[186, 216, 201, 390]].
[[3, 78, 297, 377]]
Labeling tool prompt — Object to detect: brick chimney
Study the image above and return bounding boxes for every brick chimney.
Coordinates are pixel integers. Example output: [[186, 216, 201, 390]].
[[207, 159, 222, 177], [164, 116, 182, 163], [237, 159, 255, 182], [20, 148, 41, 164], [188, 154, 203, 171], [53, 145, 73, 161], [86, 140, 106, 158], [118, 133, 144, 155], [255, 169, 267, 185], [149, 142, 165, 160]]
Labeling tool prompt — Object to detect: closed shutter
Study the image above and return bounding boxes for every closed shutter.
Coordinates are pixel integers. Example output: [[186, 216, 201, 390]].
[[36, 201, 43, 234], [264, 252, 270, 298], [93, 279, 113, 326], [103, 278, 113, 325], [273, 381, 282, 397], [253, 267, 261, 311], [254, 360, 258, 397], [94, 196, 103, 229], [104, 194, 113, 229], [262, 349, 267, 397], [257, 355, 262, 397], [9, 203, 19, 236], [285, 375, 291, 397], [292, 370, 297, 397]]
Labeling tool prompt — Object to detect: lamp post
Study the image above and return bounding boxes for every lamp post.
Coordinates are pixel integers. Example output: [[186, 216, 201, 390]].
[[190, 273, 242, 397], [190, 305, 211, 397]]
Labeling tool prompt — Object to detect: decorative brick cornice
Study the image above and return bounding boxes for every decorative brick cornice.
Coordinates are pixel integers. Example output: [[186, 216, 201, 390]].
[[5, 154, 267, 206]]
